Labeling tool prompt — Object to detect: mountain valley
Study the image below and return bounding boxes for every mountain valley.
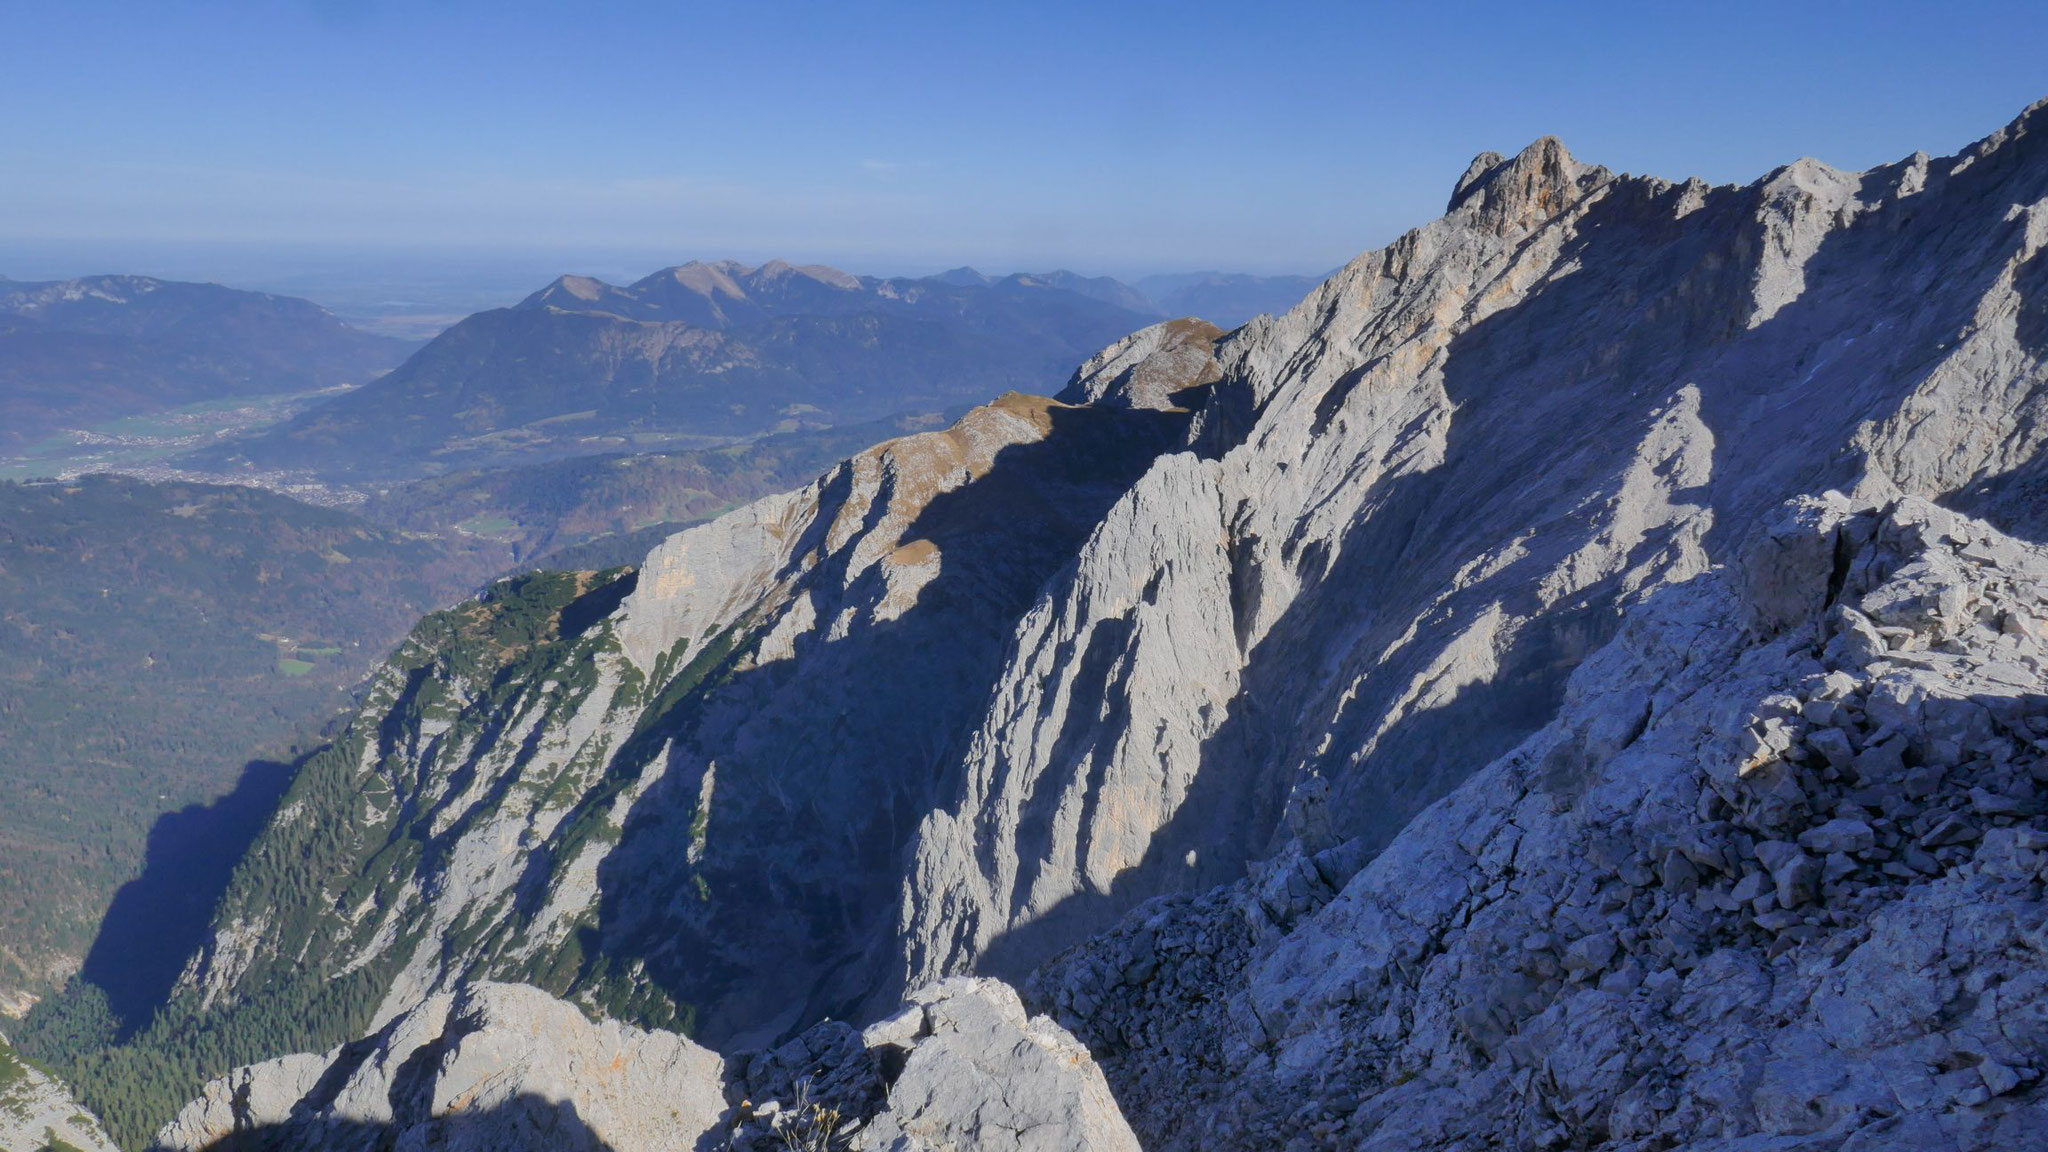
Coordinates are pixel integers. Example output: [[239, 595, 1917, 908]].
[[0, 276, 411, 460]]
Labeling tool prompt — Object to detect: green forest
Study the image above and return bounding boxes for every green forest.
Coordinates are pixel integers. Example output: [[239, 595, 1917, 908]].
[[0, 475, 495, 1009]]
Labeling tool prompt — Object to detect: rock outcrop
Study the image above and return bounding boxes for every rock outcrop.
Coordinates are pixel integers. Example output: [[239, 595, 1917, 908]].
[[155, 982, 727, 1152], [721, 977, 1138, 1152]]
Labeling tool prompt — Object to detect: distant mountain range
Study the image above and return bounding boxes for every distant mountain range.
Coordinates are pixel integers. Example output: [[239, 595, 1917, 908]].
[[189, 259, 1329, 482], [192, 260, 1163, 479], [0, 275, 411, 451]]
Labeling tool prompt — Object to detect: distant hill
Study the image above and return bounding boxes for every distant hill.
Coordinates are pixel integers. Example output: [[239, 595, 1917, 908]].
[[0, 475, 498, 1013], [0, 276, 411, 452], [196, 260, 1155, 479]]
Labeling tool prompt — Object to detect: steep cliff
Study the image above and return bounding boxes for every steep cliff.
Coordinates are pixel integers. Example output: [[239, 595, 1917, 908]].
[[895, 100, 2048, 996], [156, 390, 1195, 1076]]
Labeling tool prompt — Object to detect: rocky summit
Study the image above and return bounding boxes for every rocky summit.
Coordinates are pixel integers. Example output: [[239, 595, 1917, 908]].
[[147, 97, 2048, 1150]]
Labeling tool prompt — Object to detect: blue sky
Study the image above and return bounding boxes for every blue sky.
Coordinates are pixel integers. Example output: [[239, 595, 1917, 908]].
[[1, 0, 2044, 279]]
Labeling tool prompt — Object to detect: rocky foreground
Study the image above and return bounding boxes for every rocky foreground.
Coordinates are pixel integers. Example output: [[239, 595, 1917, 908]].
[[157, 978, 1134, 1151], [142, 98, 2048, 1150], [1036, 492, 2048, 1149]]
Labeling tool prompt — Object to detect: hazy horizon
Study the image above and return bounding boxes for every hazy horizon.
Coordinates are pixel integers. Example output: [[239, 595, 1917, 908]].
[[0, 238, 1341, 337], [4, 0, 2044, 284]]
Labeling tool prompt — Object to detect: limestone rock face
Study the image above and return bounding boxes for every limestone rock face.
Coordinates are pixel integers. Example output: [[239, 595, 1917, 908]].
[[154, 982, 727, 1152], [1035, 494, 2048, 1149], [172, 390, 1194, 1051], [1058, 317, 1224, 410], [856, 979, 1139, 1152], [894, 96, 2048, 997]]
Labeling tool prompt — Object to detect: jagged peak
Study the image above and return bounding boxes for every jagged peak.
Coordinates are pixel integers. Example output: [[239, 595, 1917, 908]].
[[1759, 154, 1856, 194], [1445, 135, 1607, 238], [1448, 150, 1507, 209], [1946, 91, 2048, 182]]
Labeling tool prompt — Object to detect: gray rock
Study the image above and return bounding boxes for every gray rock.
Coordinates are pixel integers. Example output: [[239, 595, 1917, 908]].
[[1037, 486, 2048, 1151], [854, 979, 1140, 1152], [1800, 818, 1878, 855], [155, 983, 729, 1152], [155, 95, 2048, 1152]]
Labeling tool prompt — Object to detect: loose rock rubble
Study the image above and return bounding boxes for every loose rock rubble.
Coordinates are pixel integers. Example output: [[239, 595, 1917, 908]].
[[1035, 494, 2048, 1151]]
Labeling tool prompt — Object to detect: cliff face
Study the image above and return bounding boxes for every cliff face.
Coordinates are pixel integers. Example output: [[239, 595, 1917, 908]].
[[170, 391, 1198, 1053], [158, 100, 2048, 1150], [894, 102, 2048, 995]]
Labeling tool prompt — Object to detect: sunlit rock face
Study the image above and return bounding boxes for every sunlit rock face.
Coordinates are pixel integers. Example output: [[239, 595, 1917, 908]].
[[897, 100, 2048, 1002]]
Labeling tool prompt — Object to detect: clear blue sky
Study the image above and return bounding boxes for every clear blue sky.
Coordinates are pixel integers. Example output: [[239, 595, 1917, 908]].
[[1, 0, 2044, 279]]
